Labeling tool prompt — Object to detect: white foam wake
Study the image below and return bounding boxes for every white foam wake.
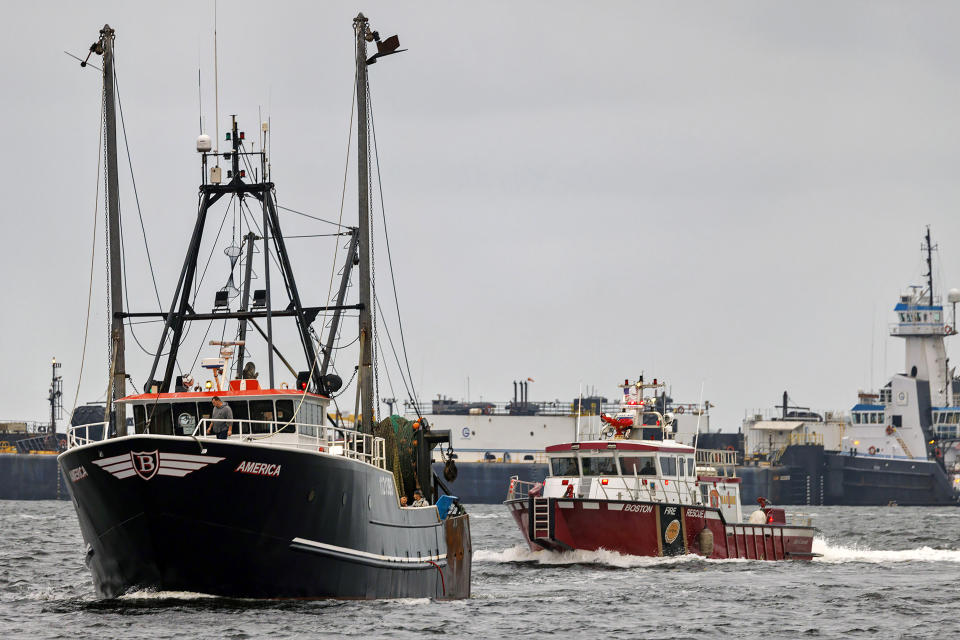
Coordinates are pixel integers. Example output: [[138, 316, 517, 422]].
[[476, 541, 960, 566], [474, 544, 735, 567], [467, 512, 507, 520], [118, 589, 218, 600], [813, 538, 960, 564]]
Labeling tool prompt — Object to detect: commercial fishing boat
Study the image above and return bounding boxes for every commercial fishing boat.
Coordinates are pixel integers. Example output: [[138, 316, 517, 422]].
[[504, 377, 817, 560], [58, 17, 471, 599]]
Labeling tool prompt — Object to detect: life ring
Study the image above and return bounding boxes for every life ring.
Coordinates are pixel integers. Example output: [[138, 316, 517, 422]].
[[677, 406, 685, 414], [726, 445, 735, 452], [935, 447, 942, 458], [868, 446, 876, 455], [885, 425, 894, 436], [709, 489, 720, 509], [564, 484, 574, 498]]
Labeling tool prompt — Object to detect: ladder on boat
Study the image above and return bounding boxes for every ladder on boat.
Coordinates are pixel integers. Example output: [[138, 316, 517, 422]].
[[892, 428, 914, 459], [531, 497, 551, 541]]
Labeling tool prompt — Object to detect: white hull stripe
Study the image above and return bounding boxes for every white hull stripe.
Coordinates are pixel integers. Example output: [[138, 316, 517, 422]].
[[606, 503, 624, 511], [557, 501, 574, 509], [705, 511, 722, 520], [291, 537, 445, 564], [726, 526, 815, 538], [582, 502, 600, 510]]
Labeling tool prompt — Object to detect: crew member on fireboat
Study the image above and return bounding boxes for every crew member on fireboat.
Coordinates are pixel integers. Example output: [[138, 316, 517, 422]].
[[206, 396, 233, 439]]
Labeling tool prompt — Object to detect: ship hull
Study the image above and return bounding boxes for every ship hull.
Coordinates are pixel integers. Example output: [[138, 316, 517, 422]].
[[505, 497, 816, 561], [0, 453, 69, 500], [737, 445, 958, 506], [59, 435, 471, 599], [432, 461, 548, 504]]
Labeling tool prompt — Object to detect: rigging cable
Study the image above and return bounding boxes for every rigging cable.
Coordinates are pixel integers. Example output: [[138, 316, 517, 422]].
[[71, 88, 105, 417], [114, 65, 203, 369], [277, 65, 358, 429], [275, 204, 347, 229], [367, 76, 422, 417], [364, 75, 381, 423], [372, 309, 398, 403]]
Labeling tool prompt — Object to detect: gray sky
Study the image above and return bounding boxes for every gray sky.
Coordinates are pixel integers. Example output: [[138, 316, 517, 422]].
[[3, 1, 960, 431]]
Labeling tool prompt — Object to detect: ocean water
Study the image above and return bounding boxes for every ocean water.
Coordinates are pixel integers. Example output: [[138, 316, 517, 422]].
[[1, 500, 958, 639]]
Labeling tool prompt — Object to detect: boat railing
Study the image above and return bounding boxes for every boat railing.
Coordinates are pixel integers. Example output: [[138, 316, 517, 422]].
[[696, 448, 738, 468], [889, 322, 952, 336], [66, 421, 111, 448], [786, 512, 813, 527], [506, 475, 542, 501], [194, 418, 386, 469], [770, 432, 826, 464]]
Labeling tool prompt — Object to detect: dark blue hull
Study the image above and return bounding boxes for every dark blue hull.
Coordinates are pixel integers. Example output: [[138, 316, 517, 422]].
[[737, 445, 957, 506], [0, 453, 69, 500], [434, 461, 548, 504], [59, 436, 471, 599]]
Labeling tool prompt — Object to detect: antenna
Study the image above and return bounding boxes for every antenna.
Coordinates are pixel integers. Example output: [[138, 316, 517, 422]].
[[693, 382, 704, 450], [213, 0, 220, 164], [198, 67, 202, 135], [924, 225, 936, 306]]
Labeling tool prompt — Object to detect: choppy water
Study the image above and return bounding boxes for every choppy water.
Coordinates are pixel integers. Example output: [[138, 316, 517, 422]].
[[1, 501, 958, 639]]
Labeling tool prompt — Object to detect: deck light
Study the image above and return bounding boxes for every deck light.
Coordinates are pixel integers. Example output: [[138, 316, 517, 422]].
[[601, 478, 608, 485], [205, 380, 213, 390]]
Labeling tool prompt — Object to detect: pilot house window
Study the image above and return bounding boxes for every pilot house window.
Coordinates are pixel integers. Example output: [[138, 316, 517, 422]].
[[620, 455, 657, 475], [580, 455, 617, 476], [550, 457, 578, 476], [659, 456, 677, 476]]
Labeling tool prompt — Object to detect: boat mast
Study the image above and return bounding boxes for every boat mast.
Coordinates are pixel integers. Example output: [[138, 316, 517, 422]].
[[100, 25, 126, 432], [49, 357, 63, 433], [354, 13, 375, 435], [924, 225, 935, 306]]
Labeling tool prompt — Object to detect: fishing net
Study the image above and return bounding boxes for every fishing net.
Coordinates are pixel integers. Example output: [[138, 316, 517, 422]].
[[374, 415, 418, 500]]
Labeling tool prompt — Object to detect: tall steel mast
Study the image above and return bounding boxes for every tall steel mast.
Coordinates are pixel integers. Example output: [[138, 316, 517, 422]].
[[352, 13, 405, 434], [89, 25, 126, 432], [354, 13, 375, 435]]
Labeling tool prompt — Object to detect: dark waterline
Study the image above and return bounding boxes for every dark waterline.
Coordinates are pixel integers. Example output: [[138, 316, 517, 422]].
[[1, 501, 958, 639]]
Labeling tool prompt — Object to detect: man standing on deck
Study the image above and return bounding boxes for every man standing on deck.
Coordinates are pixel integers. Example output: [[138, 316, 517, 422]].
[[411, 489, 428, 507], [206, 396, 233, 439]]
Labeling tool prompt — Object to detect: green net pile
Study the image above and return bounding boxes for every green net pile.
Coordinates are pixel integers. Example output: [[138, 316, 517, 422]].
[[374, 414, 418, 500]]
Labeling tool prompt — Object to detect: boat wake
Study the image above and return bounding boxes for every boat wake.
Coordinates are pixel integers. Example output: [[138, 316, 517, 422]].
[[118, 589, 219, 600], [476, 540, 960, 567], [474, 545, 742, 567], [812, 538, 960, 563]]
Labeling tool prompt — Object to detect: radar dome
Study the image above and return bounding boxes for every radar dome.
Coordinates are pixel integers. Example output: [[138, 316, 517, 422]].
[[196, 134, 212, 152], [949, 288, 960, 304]]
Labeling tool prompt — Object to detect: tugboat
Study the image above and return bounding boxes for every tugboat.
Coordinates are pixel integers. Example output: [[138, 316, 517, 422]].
[[505, 377, 817, 560], [59, 17, 471, 599], [738, 228, 960, 505]]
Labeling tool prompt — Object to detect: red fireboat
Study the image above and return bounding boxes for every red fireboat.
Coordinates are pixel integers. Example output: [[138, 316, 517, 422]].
[[504, 377, 818, 561]]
